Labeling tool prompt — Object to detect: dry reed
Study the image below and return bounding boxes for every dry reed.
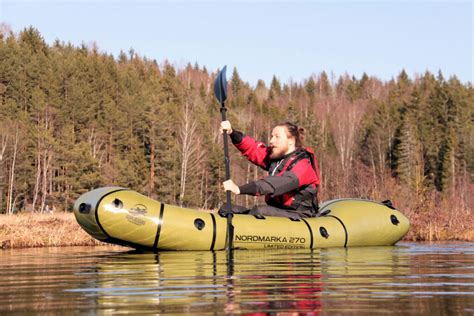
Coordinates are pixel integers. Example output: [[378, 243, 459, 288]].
[[0, 212, 107, 249]]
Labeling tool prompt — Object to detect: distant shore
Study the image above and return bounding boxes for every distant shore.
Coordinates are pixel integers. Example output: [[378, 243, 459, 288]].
[[1, 211, 473, 249]]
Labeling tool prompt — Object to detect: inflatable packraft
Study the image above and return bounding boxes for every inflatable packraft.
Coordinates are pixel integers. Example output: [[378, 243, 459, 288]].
[[74, 187, 410, 250]]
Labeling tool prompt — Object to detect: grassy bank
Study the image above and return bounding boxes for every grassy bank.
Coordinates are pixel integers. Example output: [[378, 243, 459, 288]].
[[0, 212, 107, 249], [403, 208, 473, 242], [1, 209, 472, 249]]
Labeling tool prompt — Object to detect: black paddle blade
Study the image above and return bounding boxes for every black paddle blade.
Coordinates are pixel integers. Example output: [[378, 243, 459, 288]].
[[214, 65, 228, 103]]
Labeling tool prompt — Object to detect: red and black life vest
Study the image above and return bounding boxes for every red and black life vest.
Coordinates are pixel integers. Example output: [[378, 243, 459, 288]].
[[266, 148, 320, 213]]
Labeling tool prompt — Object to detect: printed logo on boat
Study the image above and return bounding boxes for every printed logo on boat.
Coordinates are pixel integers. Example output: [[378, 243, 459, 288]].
[[126, 204, 148, 225], [235, 234, 306, 249], [129, 204, 147, 216]]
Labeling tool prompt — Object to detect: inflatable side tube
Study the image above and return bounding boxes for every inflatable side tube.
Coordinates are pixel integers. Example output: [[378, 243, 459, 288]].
[[318, 199, 410, 246]]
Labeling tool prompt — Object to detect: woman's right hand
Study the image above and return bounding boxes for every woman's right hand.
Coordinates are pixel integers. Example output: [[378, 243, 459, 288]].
[[220, 121, 233, 134]]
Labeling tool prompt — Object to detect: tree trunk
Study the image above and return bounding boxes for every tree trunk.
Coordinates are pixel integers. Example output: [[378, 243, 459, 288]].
[[0, 134, 8, 212], [40, 149, 51, 213], [369, 148, 378, 189], [451, 148, 456, 199], [148, 140, 155, 197], [199, 168, 204, 207], [7, 127, 18, 215], [64, 183, 70, 212], [178, 100, 198, 207]]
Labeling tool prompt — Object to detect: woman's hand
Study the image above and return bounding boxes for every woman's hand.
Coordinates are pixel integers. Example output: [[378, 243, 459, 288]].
[[223, 179, 240, 194]]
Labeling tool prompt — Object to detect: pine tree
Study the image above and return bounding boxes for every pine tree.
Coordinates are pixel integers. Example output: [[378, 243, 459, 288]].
[[393, 110, 420, 188], [318, 71, 332, 98], [231, 67, 243, 97], [305, 77, 316, 100], [230, 67, 245, 109], [268, 75, 282, 100]]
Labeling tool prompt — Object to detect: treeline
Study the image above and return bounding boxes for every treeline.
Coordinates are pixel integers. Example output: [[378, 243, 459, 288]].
[[0, 27, 472, 218]]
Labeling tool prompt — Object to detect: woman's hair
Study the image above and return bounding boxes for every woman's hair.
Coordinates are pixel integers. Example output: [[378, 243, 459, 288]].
[[274, 121, 305, 148]]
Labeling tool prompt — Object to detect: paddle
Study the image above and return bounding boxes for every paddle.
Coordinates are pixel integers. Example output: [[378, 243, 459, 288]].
[[214, 65, 234, 251]]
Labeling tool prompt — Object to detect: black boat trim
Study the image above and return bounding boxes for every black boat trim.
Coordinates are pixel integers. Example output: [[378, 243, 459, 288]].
[[153, 203, 165, 250], [210, 213, 217, 251], [95, 188, 127, 239], [301, 218, 314, 249], [328, 215, 348, 247]]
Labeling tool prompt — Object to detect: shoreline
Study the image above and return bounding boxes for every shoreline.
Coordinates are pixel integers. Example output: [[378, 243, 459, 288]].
[[0, 213, 106, 249], [1, 212, 473, 250]]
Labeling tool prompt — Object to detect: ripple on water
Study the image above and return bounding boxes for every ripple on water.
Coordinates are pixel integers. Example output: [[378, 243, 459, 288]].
[[0, 242, 473, 314]]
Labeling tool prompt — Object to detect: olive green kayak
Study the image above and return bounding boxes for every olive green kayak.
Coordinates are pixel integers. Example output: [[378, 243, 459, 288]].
[[74, 187, 410, 251]]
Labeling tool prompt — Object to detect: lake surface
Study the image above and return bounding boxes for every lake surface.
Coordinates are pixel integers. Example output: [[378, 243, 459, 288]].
[[1, 242, 473, 314]]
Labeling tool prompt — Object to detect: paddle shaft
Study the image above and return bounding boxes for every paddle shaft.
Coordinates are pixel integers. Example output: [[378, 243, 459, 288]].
[[220, 105, 234, 250]]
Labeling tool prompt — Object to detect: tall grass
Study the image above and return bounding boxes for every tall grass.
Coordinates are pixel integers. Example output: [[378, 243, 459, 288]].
[[0, 212, 108, 249]]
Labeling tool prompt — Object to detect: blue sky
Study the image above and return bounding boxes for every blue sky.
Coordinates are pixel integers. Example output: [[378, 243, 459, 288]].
[[1, 0, 472, 85]]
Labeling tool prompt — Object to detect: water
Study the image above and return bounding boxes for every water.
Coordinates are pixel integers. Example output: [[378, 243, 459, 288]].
[[1, 242, 473, 314]]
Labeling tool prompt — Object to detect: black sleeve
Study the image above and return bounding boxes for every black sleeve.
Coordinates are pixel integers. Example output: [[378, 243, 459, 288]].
[[238, 172, 300, 196], [264, 172, 300, 196], [229, 130, 244, 144], [238, 182, 258, 195]]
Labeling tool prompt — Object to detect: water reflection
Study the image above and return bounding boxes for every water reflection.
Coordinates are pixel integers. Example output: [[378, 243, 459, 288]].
[[0, 243, 473, 314]]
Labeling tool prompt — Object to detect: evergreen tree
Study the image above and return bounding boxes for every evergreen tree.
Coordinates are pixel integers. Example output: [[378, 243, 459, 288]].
[[392, 110, 420, 188], [230, 67, 245, 109], [318, 71, 332, 97], [268, 75, 281, 100], [231, 67, 243, 96], [305, 77, 316, 99]]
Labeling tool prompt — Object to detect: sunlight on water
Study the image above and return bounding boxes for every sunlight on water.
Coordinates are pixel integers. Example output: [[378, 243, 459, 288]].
[[1, 243, 473, 314]]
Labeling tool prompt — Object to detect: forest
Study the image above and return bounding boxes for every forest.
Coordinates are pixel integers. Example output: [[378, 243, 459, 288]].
[[0, 27, 472, 239]]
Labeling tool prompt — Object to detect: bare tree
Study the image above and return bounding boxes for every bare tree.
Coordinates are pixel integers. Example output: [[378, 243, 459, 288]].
[[88, 128, 105, 167], [331, 99, 368, 186], [6, 126, 19, 215], [0, 131, 8, 212], [178, 99, 203, 207]]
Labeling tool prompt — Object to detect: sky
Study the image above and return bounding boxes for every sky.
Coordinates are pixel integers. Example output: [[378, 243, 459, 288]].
[[1, 0, 472, 86]]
